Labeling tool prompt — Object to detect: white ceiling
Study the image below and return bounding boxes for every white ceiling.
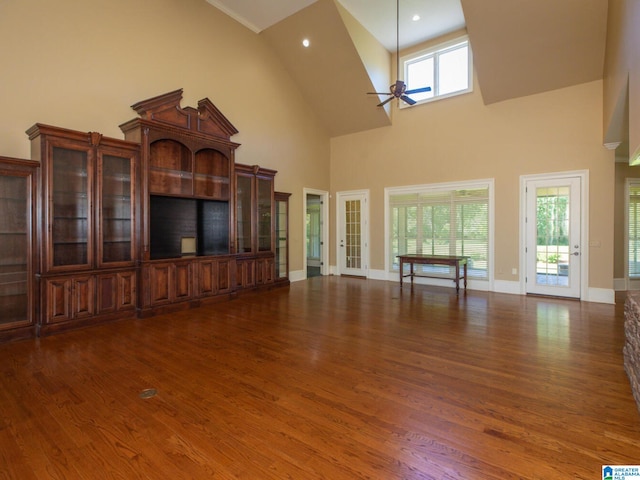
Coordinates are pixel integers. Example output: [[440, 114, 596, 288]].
[[206, 0, 465, 51]]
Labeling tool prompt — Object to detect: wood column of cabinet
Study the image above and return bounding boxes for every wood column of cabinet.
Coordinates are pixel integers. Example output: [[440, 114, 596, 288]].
[[27, 124, 139, 335], [119, 89, 242, 316], [275, 192, 291, 285], [0, 157, 39, 342], [235, 164, 276, 290]]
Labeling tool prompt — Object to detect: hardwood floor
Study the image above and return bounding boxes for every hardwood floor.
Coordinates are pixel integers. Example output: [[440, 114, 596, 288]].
[[1, 276, 639, 479]]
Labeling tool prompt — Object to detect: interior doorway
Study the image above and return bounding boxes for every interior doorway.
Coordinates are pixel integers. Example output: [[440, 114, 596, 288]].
[[304, 189, 329, 278]]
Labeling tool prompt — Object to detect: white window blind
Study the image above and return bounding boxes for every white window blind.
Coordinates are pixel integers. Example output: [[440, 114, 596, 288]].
[[629, 182, 640, 277], [389, 186, 489, 278]]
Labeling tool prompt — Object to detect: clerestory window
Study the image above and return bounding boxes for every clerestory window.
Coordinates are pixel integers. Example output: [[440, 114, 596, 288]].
[[400, 36, 473, 108]]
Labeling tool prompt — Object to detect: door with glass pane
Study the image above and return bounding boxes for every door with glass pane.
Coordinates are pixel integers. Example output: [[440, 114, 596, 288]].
[[338, 191, 368, 277], [525, 176, 581, 298]]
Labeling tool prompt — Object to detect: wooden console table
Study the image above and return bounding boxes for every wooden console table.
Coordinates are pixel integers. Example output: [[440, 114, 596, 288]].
[[397, 254, 469, 293]]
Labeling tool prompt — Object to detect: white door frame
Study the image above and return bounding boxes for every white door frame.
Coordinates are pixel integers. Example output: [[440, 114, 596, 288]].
[[336, 190, 370, 277], [519, 170, 589, 299], [303, 188, 329, 278]]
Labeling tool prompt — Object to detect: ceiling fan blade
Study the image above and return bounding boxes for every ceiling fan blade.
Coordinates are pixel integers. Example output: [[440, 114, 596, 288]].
[[377, 96, 395, 107], [400, 95, 417, 105], [367, 92, 392, 95], [405, 86, 432, 95]]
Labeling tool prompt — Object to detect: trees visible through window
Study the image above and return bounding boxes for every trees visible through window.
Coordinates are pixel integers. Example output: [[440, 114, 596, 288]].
[[388, 181, 491, 279], [401, 37, 472, 107]]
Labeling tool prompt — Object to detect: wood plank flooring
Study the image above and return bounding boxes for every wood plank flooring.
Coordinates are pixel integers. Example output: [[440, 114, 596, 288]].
[[1, 276, 639, 479]]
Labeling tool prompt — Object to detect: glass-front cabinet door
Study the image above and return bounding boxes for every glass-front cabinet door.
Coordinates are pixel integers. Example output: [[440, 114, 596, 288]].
[[0, 158, 37, 337], [50, 145, 93, 270], [257, 177, 273, 252], [99, 151, 135, 266], [275, 192, 291, 282], [236, 173, 253, 253]]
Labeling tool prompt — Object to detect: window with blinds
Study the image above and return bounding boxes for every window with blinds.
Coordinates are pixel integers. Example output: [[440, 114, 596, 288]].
[[388, 183, 490, 279], [628, 182, 640, 277]]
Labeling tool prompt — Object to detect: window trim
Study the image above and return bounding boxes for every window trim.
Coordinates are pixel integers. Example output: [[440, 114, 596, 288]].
[[399, 35, 473, 108], [626, 178, 640, 287], [384, 178, 494, 290]]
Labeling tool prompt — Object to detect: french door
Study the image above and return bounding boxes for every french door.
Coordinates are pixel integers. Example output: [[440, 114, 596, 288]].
[[524, 175, 582, 298], [337, 191, 369, 277]]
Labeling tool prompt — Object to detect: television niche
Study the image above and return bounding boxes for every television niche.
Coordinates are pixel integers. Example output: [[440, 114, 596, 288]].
[[149, 195, 229, 259]]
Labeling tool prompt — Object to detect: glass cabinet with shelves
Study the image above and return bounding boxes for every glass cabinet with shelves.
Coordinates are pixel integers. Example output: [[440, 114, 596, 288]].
[[275, 192, 291, 284], [234, 164, 275, 254], [99, 151, 135, 265], [27, 124, 139, 334], [51, 145, 92, 269], [0, 157, 38, 341]]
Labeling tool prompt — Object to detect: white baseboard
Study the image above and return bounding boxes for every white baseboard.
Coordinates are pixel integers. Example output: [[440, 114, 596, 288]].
[[493, 279, 522, 295], [586, 287, 615, 304], [614, 277, 627, 291], [302, 267, 616, 304], [289, 270, 306, 282]]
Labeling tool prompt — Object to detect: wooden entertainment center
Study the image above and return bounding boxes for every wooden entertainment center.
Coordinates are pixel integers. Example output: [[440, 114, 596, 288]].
[[0, 89, 290, 341]]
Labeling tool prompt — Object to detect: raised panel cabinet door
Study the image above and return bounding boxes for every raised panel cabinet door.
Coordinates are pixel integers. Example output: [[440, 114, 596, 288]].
[[237, 259, 256, 289], [217, 258, 232, 293], [263, 257, 275, 284], [97, 273, 118, 314], [72, 276, 95, 319], [174, 263, 192, 300], [198, 260, 216, 296], [149, 263, 172, 305], [117, 271, 136, 310], [45, 277, 72, 323]]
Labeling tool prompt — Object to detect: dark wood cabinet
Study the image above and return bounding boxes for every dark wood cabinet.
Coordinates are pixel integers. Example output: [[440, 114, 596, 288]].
[[120, 89, 244, 315], [0, 157, 38, 342], [275, 192, 291, 285], [235, 164, 276, 255], [234, 164, 276, 290], [27, 124, 139, 334], [0, 89, 286, 340]]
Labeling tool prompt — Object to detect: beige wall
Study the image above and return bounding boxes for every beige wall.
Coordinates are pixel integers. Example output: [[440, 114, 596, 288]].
[[330, 78, 615, 290], [603, 0, 640, 161], [0, 0, 627, 293], [0, 0, 330, 274]]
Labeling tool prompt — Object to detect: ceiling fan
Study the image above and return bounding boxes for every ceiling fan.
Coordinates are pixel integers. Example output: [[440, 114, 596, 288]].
[[368, 0, 432, 107]]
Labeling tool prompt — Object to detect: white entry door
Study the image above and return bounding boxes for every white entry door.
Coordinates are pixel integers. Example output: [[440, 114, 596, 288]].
[[338, 191, 369, 277], [525, 176, 582, 298]]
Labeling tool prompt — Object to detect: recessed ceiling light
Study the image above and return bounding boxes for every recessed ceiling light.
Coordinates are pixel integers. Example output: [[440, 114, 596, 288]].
[[302, 38, 310, 47], [412, 14, 420, 21]]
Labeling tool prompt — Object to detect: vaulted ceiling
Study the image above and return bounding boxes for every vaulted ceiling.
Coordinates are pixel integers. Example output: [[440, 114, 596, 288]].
[[206, 0, 608, 138]]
